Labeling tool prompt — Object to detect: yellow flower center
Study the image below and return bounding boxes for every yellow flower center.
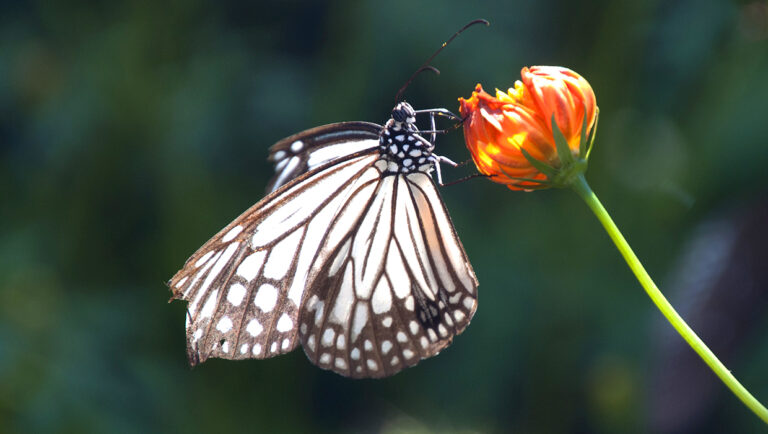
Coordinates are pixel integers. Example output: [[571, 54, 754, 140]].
[[495, 81, 526, 103]]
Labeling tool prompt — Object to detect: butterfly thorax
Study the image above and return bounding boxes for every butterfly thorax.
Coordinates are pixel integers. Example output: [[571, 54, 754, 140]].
[[377, 102, 433, 175]]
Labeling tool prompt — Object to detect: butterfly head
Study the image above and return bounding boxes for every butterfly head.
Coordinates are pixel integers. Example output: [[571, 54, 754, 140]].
[[391, 102, 417, 127]]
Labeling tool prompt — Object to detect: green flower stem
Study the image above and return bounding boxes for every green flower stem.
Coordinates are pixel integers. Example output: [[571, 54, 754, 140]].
[[569, 174, 768, 424]]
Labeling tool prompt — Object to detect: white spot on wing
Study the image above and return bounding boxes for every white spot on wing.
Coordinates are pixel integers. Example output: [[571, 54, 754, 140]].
[[216, 316, 233, 333], [254, 283, 278, 312], [276, 314, 294, 332], [227, 283, 246, 306], [381, 340, 392, 354], [444, 313, 454, 327], [322, 328, 335, 347], [463, 296, 475, 310], [449, 293, 462, 305], [427, 329, 437, 342], [409, 320, 419, 335], [246, 319, 263, 337], [290, 140, 304, 152], [404, 295, 414, 311]]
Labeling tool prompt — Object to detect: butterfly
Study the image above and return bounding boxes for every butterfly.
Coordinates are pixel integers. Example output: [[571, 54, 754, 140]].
[[167, 101, 478, 378]]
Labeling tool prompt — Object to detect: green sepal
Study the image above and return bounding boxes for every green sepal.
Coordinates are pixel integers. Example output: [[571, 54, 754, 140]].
[[551, 114, 574, 166], [586, 108, 599, 160], [519, 147, 557, 178], [578, 103, 589, 160]]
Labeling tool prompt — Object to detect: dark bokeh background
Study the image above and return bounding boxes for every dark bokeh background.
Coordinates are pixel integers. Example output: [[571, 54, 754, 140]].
[[2, 1, 767, 433]]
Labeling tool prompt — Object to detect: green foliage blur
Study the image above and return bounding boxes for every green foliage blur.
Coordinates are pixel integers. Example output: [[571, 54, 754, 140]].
[[2, 1, 767, 433]]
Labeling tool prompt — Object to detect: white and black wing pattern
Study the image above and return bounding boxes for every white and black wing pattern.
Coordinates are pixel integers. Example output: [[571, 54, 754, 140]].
[[266, 121, 381, 193], [169, 152, 381, 365], [169, 102, 478, 378], [169, 152, 477, 377], [299, 169, 477, 378]]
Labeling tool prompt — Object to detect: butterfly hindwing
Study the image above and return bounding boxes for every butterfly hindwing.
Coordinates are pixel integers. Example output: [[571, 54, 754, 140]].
[[298, 172, 477, 378]]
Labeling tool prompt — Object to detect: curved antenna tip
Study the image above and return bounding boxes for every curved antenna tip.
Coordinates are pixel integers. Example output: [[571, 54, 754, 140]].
[[395, 19, 489, 103], [470, 18, 491, 27]]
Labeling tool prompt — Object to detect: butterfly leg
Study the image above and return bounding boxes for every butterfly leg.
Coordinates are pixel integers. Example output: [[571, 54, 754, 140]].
[[429, 111, 437, 144], [414, 108, 461, 121], [430, 155, 458, 186]]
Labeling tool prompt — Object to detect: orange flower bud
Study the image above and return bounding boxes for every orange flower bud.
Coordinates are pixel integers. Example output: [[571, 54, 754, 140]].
[[459, 66, 598, 190]]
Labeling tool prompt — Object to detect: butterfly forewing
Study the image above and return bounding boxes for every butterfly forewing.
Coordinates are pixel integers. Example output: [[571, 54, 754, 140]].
[[266, 122, 381, 193], [169, 152, 380, 364]]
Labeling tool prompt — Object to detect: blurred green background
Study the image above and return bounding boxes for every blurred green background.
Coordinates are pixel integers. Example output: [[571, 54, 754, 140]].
[[2, 1, 768, 433]]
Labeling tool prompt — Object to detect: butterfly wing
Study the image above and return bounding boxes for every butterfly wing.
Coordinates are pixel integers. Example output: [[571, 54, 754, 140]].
[[170, 123, 477, 378], [169, 151, 381, 364], [297, 171, 478, 378], [266, 121, 382, 193]]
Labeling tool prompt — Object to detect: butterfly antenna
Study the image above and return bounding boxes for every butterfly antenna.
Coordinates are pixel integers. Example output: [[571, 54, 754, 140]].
[[394, 18, 490, 103]]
